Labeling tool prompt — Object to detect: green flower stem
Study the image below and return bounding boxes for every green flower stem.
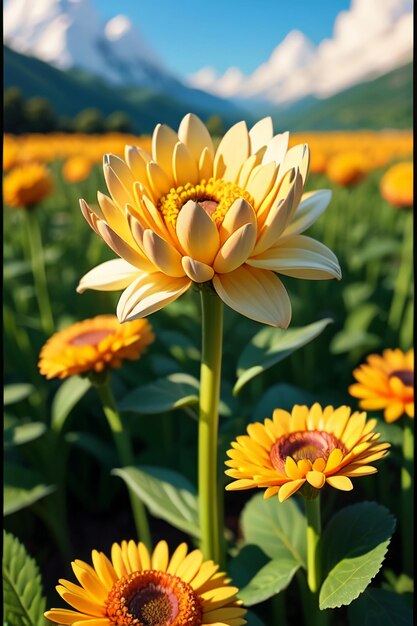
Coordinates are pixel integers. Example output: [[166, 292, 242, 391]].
[[388, 211, 413, 332], [94, 377, 152, 549], [24, 209, 55, 335], [198, 289, 224, 565], [305, 495, 322, 593], [401, 419, 414, 575]]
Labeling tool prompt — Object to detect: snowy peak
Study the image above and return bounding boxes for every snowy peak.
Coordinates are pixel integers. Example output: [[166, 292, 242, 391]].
[[3, 0, 169, 86]]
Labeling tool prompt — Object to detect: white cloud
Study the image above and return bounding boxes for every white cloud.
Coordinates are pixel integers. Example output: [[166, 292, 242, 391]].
[[187, 0, 413, 104]]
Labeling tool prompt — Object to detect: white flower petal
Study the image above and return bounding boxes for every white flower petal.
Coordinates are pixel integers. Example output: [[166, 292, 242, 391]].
[[152, 123, 178, 181], [248, 235, 342, 280], [278, 143, 310, 185], [249, 117, 273, 154], [103, 160, 134, 208], [213, 120, 249, 182], [117, 273, 191, 321], [212, 265, 291, 327], [262, 131, 289, 167], [281, 190, 332, 239], [172, 142, 199, 186], [213, 223, 257, 273], [181, 256, 214, 282], [77, 259, 142, 294], [178, 113, 214, 161]]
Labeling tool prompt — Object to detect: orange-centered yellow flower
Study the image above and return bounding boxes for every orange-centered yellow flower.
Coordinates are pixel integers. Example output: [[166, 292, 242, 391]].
[[45, 540, 247, 626], [380, 162, 413, 209], [349, 349, 414, 422], [326, 151, 367, 186], [62, 155, 93, 183], [38, 315, 154, 379], [77, 114, 341, 327], [3, 162, 53, 208], [225, 403, 389, 502]]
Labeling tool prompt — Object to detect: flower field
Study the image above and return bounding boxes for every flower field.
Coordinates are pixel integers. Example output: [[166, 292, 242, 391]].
[[3, 121, 414, 626]]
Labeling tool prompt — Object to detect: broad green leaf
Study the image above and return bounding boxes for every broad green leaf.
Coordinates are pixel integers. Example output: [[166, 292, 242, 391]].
[[330, 330, 380, 355], [241, 492, 307, 566], [319, 502, 396, 609], [234, 318, 332, 395], [4, 463, 55, 516], [382, 569, 414, 594], [348, 588, 412, 626], [4, 422, 47, 448], [4, 384, 34, 406], [229, 545, 270, 590], [3, 531, 47, 626], [238, 558, 301, 606], [342, 282, 375, 309], [119, 373, 199, 415], [51, 376, 92, 434], [112, 465, 200, 538], [350, 239, 400, 269]]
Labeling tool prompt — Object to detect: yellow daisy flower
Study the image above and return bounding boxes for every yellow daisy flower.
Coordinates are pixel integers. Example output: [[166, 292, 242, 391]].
[[3, 162, 54, 208], [225, 403, 389, 502], [45, 540, 247, 626], [62, 155, 93, 183], [326, 151, 368, 186], [39, 315, 154, 380], [380, 162, 413, 209], [77, 113, 341, 328], [349, 349, 414, 422]]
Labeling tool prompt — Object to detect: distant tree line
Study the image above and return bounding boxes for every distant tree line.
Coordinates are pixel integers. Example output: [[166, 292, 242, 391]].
[[4, 88, 136, 134]]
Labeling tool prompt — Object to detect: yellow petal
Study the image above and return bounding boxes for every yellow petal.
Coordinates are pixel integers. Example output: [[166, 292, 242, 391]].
[[278, 479, 305, 502], [238, 154, 261, 188], [213, 223, 257, 273], [178, 113, 214, 161], [218, 198, 257, 243], [326, 476, 353, 491], [97, 191, 136, 245], [44, 609, 91, 624], [138, 542, 151, 571], [213, 120, 249, 182], [175, 550, 204, 583], [249, 117, 273, 154], [96, 221, 149, 269], [77, 259, 142, 294], [176, 200, 220, 264], [278, 143, 310, 185], [172, 141, 199, 186], [105, 154, 136, 187], [280, 190, 332, 240], [58, 590, 105, 617], [181, 256, 214, 282], [124, 145, 151, 181], [126, 540, 142, 573], [142, 229, 185, 277], [212, 265, 291, 328], [91, 551, 117, 589], [246, 161, 278, 209], [198, 146, 214, 180], [325, 448, 344, 473], [167, 543, 188, 575], [306, 471, 326, 489], [146, 160, 172, 197], [116, 272, 191, 322], [285, 456, 301, 479], [262, 131, 289, 166], [151, 540, 169, 572], [151, 123, 178, 181], [103, 159, 134, 208]]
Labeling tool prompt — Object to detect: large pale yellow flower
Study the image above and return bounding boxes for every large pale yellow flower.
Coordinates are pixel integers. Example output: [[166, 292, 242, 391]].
[[3, 162, 53, 208], [45, 540, 247, 626], [349, 349, 414, 422], [225, 403, 389, 502], [38, 315, 154, 379], [77, 114, 341, 327]]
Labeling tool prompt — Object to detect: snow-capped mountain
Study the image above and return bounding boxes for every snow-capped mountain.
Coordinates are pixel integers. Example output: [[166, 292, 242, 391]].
[[188, 0, 413, 107], [3, 0, 171, 87]]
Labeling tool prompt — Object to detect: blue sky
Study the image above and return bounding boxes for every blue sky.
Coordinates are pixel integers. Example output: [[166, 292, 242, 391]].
[[100, 0, 351, 76]]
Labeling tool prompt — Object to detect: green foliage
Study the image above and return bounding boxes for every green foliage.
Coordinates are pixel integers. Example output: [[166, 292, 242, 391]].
[[105, 110, 134, 133], [239, 558, 301, 606], [3, 87, 26, 134], [51, 375, 92, 434], [112, 465, 200, 538], [3, 531, 47, 626], [24, 97, 57, 133], [74, 107, 106, 133], [4, 463, 55, 516], [234, 318, 333, 394], [205, 114, 224, 137], [4, 384, 34, 405], [319, 502, 396, 609], [4, 422, 47, 448], [348, 588, 413, 626], [119, 373, 200, 415]]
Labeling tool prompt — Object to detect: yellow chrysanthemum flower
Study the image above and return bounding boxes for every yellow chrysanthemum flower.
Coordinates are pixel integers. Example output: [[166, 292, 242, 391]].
[[349, 349, 414, 422], [39, 315, 154, 379], [45, 540, 247, 626], [77, 114, 341, 327], [380, 162, 413, 209], [62, 155, 93, 183], [225, 403, 389, 502], [3, 162, 54, 208], [326, 151, 368, 186]]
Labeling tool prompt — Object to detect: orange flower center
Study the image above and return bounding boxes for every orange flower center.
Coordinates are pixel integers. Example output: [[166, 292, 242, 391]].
[[270, 430, 346, 472], [69, 329, 113, 347], [106, 570, 203, 626], [158, 177, 254, 226], [389, 369, 414, 387]]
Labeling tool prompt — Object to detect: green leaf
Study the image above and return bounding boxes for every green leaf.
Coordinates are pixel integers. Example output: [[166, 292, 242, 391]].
[[65, 432, 117, 468], [51, 376, 91, 434], [373, 419, 403, 447], [119, 373, 199, 415], [4, 422, 47, 448], [348, 588, 413, 626], [342, 282, 375, 310], [4, 463, 55, 516], [319, 502, 396, 609], [112, 465, 200, 538], [234, 318, 332, 395], [4, 385, 34, 406], [241, 492, 307, 565], [330, 330, 380, 355], [3, 531, 47, 626], [238, 558, 301, 606]]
